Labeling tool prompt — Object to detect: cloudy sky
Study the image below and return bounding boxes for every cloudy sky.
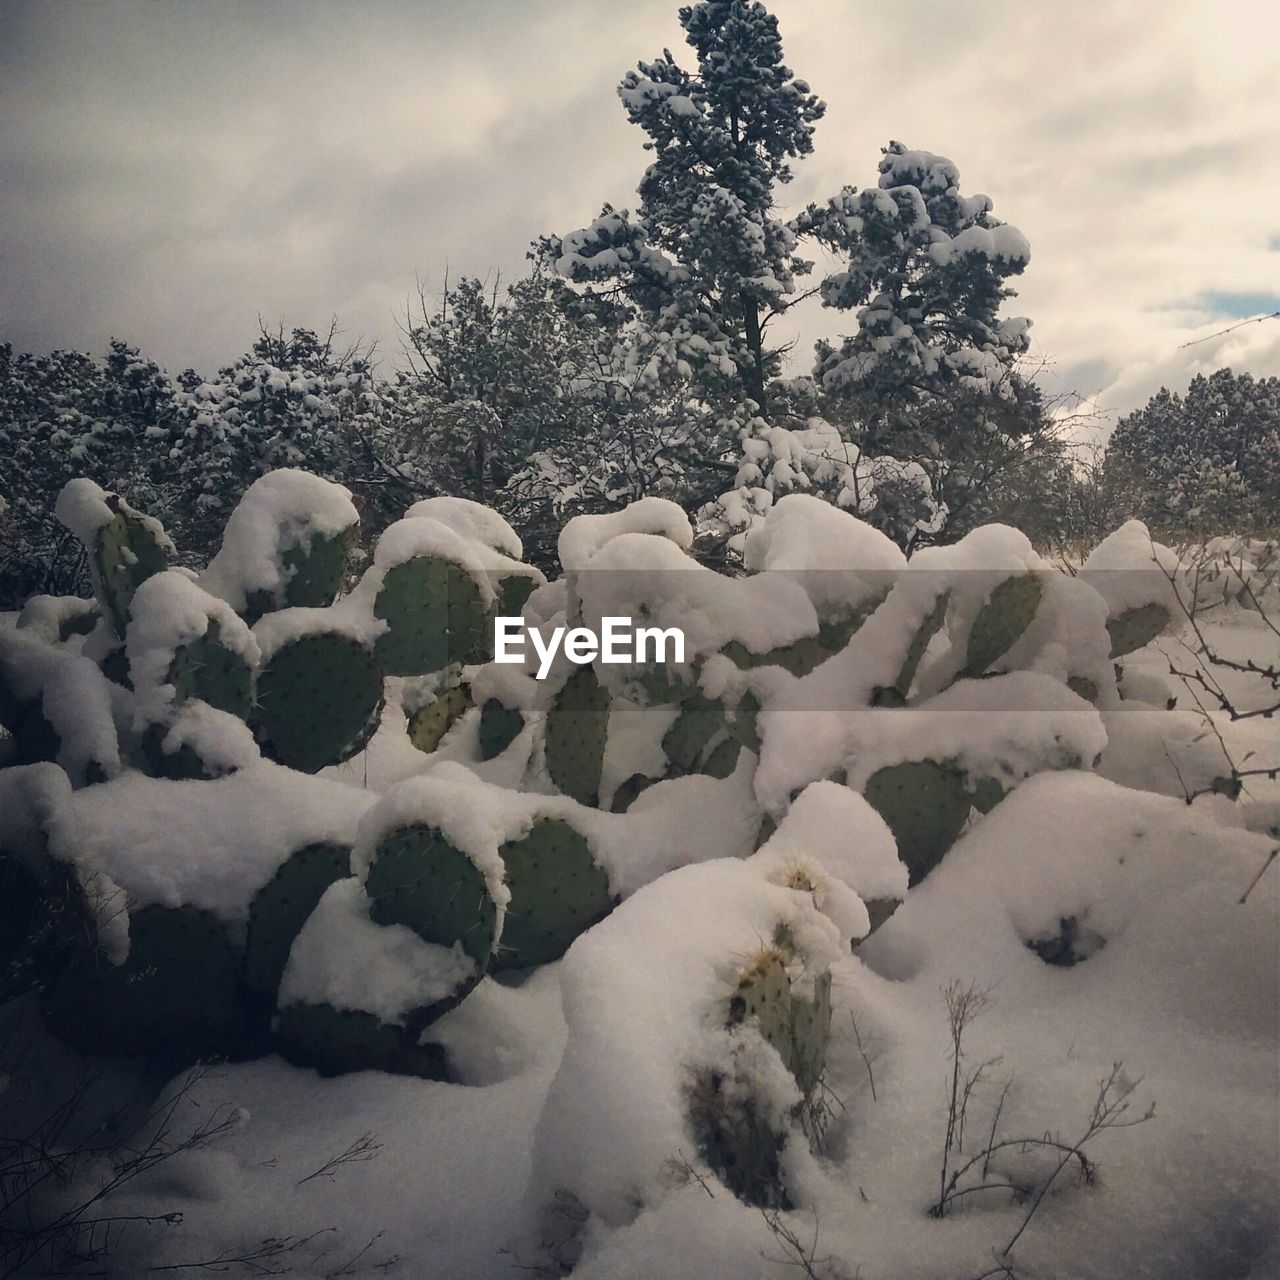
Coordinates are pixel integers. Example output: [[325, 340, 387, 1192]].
[[2, 0, 1277, 432]]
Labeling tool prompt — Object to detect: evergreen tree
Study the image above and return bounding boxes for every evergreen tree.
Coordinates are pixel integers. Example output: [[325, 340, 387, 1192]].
[[551, 0, 824, 410], [1108, 368, 1280, 536]]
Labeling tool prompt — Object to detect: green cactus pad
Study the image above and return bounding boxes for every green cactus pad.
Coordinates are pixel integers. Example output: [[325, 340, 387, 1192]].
[[492, 818, 616, 971], [660, 696, 732, 773], [728, 948, 793, 1061], [723, 594, 886, 678], [165, 620, 254, 718], [137, 723, 230, 780], [92, 501, 171, 636], [788, 970, 832, 1099], [495, 572, 538, 619], [545, 666, 610, 806], [373, 556, 490, 676], [43, 904, 239, 1061], [0, 851, 100, 1006], [967, 775, 1007, 815], [253, 631, 384, 774], [274, 1002, 449, 1079], [1106, 603, 1170, 658], [961, 573, 1043, 678], [876, 589, 950, 705], [365, 824, 498, 967], [1066, 675, 1099, 702], [243, 842, 351, 1000], [478, 698, 524, 761], [861, 759, 971, 886], [407, 685, 473, 755], [243, 526, 358, 623], [609, 772, 658, 813]]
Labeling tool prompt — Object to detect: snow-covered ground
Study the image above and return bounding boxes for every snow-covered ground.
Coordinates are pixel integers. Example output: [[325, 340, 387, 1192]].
[[5, 607, 1272, 1280]]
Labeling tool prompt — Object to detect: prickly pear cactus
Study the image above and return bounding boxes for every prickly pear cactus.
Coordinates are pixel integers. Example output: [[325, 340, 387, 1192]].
[[1106, 603, 1171, 658], [373, 557, 490, 676], [165, 620, 254, 719], [493, 818, 615, 970], [275, 1002, 449, 1079], [43, 905, 240, 1061], [662, 694, 742, 779], [253, 630, 384, 773], [245, 526, 357, 622], [545, 666, 611, 806], [407, 684, 473, 755], [85, 497, 171, 636], [961, 573, 1043, 678], [243, 842, 352, 1001], [364, 825, 499, 968], [861, 760, 971, 886], [478, 697, 524, 761], [877, 589, 950, 706]]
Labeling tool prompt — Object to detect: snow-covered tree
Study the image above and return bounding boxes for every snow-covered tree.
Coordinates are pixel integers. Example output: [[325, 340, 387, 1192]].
[[1108, 367, 1280, 536], [0, 341, 175, 605], [550, 0, 824, 410], [795, 141, 1051, 544], [164, 324, 380, 553]]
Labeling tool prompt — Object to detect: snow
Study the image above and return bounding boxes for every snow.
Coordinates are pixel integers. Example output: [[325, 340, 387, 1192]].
[[527, 856, 844, 1228], [52, 478, 119, 545], [200, 469, 358, 613], [1080, 519, 1188, 622], [278, 878, 478, 1024], [0, 628, 122, 784], [755, 779, 907, 905], [125, 570, 260, 720], [577, 531, 819, 665], [406, 496, 524, 560], [15, 594, 98, 644], [0, 762, 129, 962], [62, 763, 375, 933], [558, 497, 693, 573], [741, 493, 906, 616]]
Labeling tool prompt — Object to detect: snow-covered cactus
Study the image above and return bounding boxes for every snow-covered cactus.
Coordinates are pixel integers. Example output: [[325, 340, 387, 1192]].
[[492, 817, 615, 970], [363, 825, 501, 970], [251, 624, 384, 773], [55, 479, 172, 636], [199, 469, 361, 623], [43, 903, 241, 1060], [544, 666, 611, 805], [242, 840, 352, 1002], [406, 682, 473, 755]]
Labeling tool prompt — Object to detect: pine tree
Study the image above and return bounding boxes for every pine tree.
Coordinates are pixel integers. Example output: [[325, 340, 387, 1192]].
[[1108, 368, 1280, 536], [551, 0, 824, 410]]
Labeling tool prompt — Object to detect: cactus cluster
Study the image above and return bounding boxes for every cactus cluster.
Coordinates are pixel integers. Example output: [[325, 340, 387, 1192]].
[[2, 474, 1193, 1109]]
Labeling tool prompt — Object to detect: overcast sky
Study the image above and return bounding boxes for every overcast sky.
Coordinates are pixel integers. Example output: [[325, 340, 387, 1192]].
[[2, 0, 1277, 432]]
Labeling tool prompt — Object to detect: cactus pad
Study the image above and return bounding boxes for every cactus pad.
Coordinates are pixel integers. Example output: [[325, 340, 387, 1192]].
[[243, 842, 351, 1000], [545, 666, 610, 806], [861, 759, 971, 885], [373, 556, 490, 676], [166, 620, 254, 718], [407, 685, 473, 755], [274, 1002, 449, 1079], [253, 631, 383, 773], [364, 824, 498, 967], [92, 500, 171, 636], [492, 818, 615, 970], [1106, 603, 1170, 658], [43, 904, 239, 1060], [877, 589, 950, 705], [478, 697, 524, 761], [961, 573, 1042, 678]]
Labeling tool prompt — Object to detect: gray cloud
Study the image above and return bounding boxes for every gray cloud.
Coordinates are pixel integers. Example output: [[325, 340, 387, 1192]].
[[2, 0, 1277, 427]]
